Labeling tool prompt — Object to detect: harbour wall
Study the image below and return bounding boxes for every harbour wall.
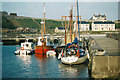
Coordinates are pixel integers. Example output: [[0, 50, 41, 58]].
[[2, 38, 36, 45], [88, 35, 120, 78], [92, 56, 120, 78]]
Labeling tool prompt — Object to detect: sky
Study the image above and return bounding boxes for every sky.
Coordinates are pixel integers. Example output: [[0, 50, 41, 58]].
[[1, 0, 120, 2], [1, 0, 119, 20]]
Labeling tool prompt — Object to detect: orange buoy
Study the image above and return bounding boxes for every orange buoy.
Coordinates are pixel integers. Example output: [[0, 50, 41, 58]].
[[21, 47, 24, 50]]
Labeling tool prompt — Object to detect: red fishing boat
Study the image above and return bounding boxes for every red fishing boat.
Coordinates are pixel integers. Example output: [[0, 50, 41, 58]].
[[34, 3, 55, 56], [34, 36, 54, 55]]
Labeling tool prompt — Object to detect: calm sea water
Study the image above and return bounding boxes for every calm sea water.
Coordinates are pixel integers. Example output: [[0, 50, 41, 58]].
[[2, 45, 89, 78]]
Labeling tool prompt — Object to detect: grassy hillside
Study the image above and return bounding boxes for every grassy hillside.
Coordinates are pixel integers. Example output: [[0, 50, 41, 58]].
[[34, 19, 63, 29], [2, 16, 15, 29], [2, 15, 41, 29], [2, 15, 64, 33], [15, 19, 41, 29]]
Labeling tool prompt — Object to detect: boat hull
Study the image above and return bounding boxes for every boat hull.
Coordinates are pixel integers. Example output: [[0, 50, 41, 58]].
[[34, 46, 54, 54], [14, 50, 34, 55], [61, 55, 88, 65]]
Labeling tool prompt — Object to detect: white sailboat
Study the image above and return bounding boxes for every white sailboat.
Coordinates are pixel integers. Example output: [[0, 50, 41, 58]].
[[59, 39, 89, 65], [59, 0, 89, 65]]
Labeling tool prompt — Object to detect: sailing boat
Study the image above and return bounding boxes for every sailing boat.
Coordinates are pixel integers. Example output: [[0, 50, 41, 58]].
[[34, 3, 55, 57], [59, 0, 89, 65], [60, 38, 89, 65]]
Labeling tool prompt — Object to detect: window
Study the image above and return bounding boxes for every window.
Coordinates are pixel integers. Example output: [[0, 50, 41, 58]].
[[95, 28, 98, 30], [40, 39, 42, 42], [86, 28, 88, 31], [82, 28, 84, 31], [102, 28, 104, 30], [43, 39, 46, 41], [26, 44, 29, 47]]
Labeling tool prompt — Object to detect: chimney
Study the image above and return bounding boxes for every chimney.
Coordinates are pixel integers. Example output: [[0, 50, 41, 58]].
[[99, 14, 100, 16]]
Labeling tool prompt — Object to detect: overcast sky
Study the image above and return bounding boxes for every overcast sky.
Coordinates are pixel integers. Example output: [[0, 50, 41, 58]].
[[1, 0, 119, 20]]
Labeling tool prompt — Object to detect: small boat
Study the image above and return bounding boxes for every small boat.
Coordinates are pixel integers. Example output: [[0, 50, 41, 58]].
[[95, 49, 107, 56], [46, 50, 56, 57], [59, 44, 88, 65], [15, 39, 34, 55]]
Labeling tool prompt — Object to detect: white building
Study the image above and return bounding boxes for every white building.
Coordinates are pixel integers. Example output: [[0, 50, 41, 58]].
[[90, 14, 106, 21], [92, 21, 115, 31], [55, 27, 65, 33], [74, 21, 90, 32]]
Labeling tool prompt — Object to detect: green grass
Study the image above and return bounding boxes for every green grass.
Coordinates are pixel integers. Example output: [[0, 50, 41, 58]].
[[15, 19, 41, 29]]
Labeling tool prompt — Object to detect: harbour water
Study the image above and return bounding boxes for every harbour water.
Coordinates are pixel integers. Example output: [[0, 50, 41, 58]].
[[2, 45, 89, 78]]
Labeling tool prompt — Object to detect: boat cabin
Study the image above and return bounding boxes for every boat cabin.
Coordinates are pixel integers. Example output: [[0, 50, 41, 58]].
[[21, 42, 34, 50], [37, 36, 50, 46]]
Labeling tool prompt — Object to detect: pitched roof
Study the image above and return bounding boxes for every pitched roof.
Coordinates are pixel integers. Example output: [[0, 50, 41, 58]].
[[94, 14, 106, 17], [93, 21, 114, 24], [76, 21, 89, 24]]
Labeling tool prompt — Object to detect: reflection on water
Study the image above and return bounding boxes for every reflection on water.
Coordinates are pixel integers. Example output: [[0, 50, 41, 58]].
[[58, 63, 89, 78], [2, 45, 89, 78], [17, 55, 32, 66]]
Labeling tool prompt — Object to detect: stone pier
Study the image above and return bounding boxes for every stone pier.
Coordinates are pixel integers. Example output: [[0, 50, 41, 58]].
[[88, 36, 120, 78]]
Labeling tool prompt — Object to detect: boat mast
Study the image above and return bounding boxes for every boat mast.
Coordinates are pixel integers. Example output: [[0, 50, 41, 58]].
[[65, 16, 67, 45], [75, 0, 78, 37], [40, 2, 45, 43], [69, 6, 73, 43], [61, 16, 67, 45], [40, 22, 44, 41], [43, 2, 46, 35], [75, 0, 81, 44], [75, 0, 80, 39]]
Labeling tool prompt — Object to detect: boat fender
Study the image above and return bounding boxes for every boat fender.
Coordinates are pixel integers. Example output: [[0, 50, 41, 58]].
[[62, 50, 64, 57], [68, 45, 77, 48], [76, 49, 80, 57], [21, 47, 24, 50]]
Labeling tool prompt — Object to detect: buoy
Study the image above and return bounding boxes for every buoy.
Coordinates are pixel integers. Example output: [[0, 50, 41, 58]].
[[21, 47, 24, 50]]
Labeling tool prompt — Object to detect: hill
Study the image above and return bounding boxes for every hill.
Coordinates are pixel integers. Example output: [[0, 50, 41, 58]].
[[2, 14, 64, 33], [2, 15, 41, 29]]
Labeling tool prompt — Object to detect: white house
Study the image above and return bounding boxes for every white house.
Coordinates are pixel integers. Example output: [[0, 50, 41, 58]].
[[92, 21, 115, 31], [90, 14, 106, 21], [55, 27, 65, 33], [74, 21, 90, 32]]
